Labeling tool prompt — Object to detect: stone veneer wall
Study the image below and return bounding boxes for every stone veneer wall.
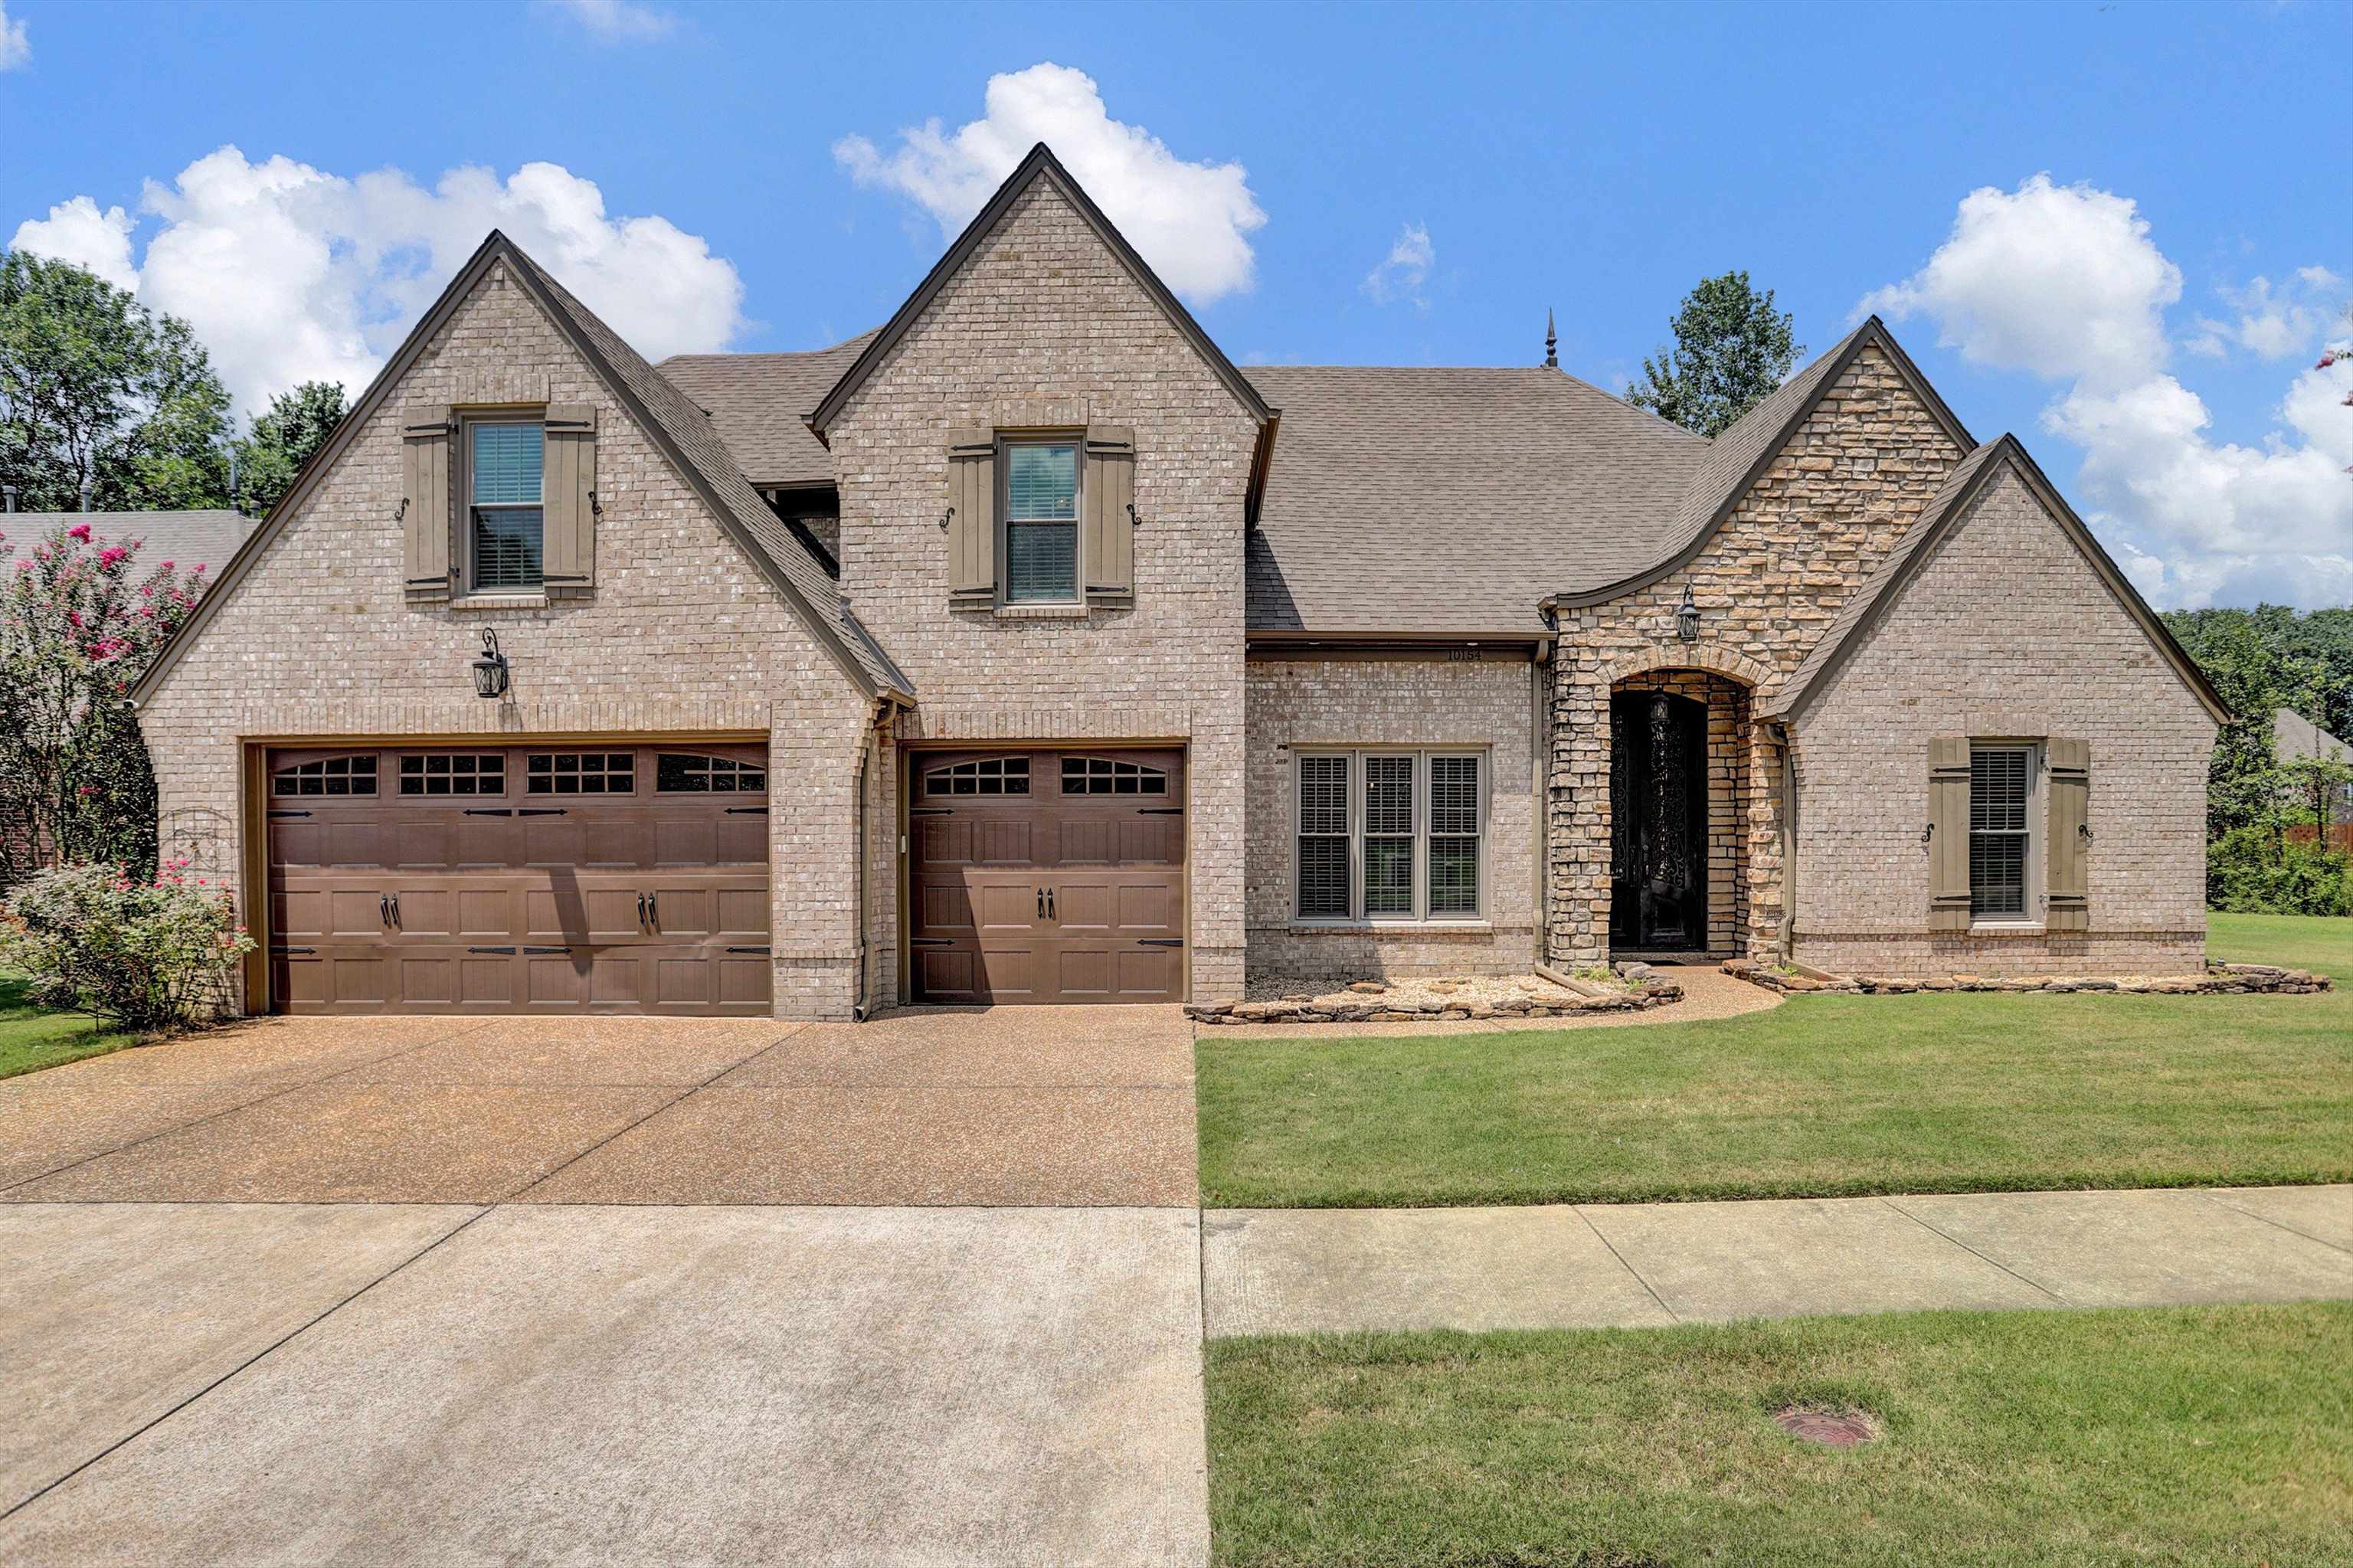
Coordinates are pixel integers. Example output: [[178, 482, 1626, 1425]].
[[1788, 464, 2215, 977], [1546, 344, 1968, 964], [823, 178, 1262, 1001], [1243, 654, 1541, 983], [136, 260, 881, 1020], [1610, 669, 1751, 954]]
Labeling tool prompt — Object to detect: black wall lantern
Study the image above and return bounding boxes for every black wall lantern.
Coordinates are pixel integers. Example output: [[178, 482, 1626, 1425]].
[[470, 630, 510, 699], [1675, 584, 1701, 644]]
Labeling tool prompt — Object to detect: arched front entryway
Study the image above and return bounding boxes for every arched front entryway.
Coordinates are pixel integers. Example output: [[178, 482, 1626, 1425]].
[[1605, 656, 1760, 958]]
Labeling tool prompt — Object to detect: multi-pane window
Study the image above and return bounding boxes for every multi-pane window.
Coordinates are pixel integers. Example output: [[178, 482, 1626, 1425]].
[[1294, 751, 1484, 921], [1969, 747, 2034, 918], [273, 755, 376, 797], [470, 421, 545, 591], [925, 757, 1031, 796], [656, 754, 767, 793], [526, 751, 633, 794], [1062, 756, 1168, 795], [1003, 441, 1079, 602], [399, 753, 504, 797]]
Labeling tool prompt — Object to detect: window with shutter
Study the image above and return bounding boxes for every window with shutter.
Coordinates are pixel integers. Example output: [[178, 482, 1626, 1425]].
[[542, 404, 597, 591], [401, 408, 453, 599], [945, 429, 996, 604], [466, 420, 545, 591], [1968, 748, 2033, 917], [1003, 440, 1081, 602]]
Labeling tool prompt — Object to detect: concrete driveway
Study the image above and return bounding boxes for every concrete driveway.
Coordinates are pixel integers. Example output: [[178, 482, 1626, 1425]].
[[1, 1008, 1208, 1565]]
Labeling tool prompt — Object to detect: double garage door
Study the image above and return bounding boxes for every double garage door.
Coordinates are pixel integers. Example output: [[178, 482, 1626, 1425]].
[[908, 748, 1187, 1005], [266, 742, 771, 1015]]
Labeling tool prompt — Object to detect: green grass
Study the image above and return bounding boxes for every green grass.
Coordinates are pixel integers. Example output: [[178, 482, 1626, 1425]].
[[1206, 1303, 2353, 1567], [1198, 913, 2353, 1207], [0, 969, 138, 1080]]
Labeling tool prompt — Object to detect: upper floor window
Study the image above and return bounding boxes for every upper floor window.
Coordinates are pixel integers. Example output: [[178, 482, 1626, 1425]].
[[470, 421, 544, 592], [1003, 440, 1079, 603]]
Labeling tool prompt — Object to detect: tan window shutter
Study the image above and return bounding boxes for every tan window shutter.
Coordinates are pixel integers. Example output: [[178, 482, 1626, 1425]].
[[401, 407, 453, 600], [946, 428, 996, 604], [543, 404, 597, 591], [1928, 737, 1972, 932], [2046, 738, 2091, 931], [1084, 424, 1135, 601]]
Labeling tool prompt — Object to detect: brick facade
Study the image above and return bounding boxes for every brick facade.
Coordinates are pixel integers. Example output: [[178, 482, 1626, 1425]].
[[823, 178, 1262, 1002], [1243, 653, 1542, 981], [136, 261, 879, 1020], [1545, 345, 1969, 964], [1787, 464, 2214, 977]]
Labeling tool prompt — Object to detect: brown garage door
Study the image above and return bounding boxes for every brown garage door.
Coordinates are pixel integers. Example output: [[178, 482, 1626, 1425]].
[[908, 748, 1186, 1005], [265, 742, 771, 1015]]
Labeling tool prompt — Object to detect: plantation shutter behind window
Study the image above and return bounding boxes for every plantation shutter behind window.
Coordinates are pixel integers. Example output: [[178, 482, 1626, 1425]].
[[542, 404, 597, 591], [1927, 737, 1972, 932], [1084, 424, 1135, 601], [946, 428, 996, 603], [402, 407, 453, 600], [2046, 738, 2091, 931]]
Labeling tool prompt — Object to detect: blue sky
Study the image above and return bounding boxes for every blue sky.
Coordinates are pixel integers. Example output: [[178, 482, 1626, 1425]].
[[3, 0, 2347, 607]]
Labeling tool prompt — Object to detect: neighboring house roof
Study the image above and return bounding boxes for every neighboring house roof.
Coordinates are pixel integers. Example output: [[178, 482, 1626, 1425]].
[[1756, 434, 2230, 726], [658, 331, 877, 489], [1242, 365, 1707, 637], [805, 142, 1274, 437], [133, 232, 911, 709], [2274, 707, 2353, 767], [6, 510, 254, 582]]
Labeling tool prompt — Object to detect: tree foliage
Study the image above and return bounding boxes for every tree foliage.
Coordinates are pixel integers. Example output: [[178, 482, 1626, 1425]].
[[0, 519, 203, 885], [0, 252, 234, 512], [1625, 271, 1805, 437], [232, 379, 347, 516]]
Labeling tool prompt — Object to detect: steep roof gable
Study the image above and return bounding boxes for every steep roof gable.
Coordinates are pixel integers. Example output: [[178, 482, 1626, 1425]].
[[659, 330, 875, 489], [1547, 316, 1975, 609], [133, 232, 910, 707], [1759, 434, 2229, 725], [806, 142, 1273, 437]]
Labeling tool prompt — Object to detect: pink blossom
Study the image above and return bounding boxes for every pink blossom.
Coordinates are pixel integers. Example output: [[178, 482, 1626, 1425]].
[[77, 784, 93, 797], [99, 545, 129, 569], [67, 522, 91, 542]]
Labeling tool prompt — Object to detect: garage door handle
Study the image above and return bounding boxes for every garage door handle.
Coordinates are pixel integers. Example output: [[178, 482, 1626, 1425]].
[[646, 891, 658, 929], [379, 894, 391, 925], [1036, 887, 1045, 918], [518, 808, 568, 817], [637, 892, 647, 927], [1046, 887, 1055, 919], [468, 946, 516, 955], [1138, 938, 1184, 947], [463, 808, 513, 817]]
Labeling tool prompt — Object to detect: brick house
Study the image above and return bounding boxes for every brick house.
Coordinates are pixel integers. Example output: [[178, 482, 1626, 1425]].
[[129, 145, 2226, 1020]]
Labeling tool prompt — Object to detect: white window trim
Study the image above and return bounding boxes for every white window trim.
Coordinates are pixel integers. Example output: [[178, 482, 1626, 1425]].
[[1968, 738, 2045, 931], [1291, 748, 1489, 926], [997, 434, 1083, 607]]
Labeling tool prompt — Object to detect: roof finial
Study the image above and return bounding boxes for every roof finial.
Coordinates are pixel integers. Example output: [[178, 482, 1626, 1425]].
[[1543, 308, 1557, 369]]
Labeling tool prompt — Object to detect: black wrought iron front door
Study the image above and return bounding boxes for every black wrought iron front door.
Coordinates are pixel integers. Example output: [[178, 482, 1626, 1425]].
[[1608, 691, 1707, 951]]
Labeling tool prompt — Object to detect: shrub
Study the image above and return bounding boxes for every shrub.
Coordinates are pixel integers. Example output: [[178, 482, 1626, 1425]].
[[0, 859, 254, 1030], [2207, 823, 2353, 917]]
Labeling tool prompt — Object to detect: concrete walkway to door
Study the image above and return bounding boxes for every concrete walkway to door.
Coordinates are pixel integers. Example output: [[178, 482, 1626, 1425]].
[[2, 1004, 1196, 1207]]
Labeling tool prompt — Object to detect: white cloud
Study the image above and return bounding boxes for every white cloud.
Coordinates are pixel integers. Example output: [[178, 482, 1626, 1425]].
[[833, 62, 1265, 305], [10, 146, 745, 415], [0, 2, 28, 71], [1360, 222, 1435, 308], [1862, 174, 2353, 610], [541, 0, 676, 41]]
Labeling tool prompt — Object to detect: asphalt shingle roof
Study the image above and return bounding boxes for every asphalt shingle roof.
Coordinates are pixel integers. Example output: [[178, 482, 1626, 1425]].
[[657, 333, 877, 489], [5, 509, 254, 584]]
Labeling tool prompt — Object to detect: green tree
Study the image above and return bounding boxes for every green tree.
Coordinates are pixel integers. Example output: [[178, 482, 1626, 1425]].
[[232, 380, 347, 516], [1625, 271, 1805, 437], [0, 251, 232, 512], [2164, 607, 2284, 837]]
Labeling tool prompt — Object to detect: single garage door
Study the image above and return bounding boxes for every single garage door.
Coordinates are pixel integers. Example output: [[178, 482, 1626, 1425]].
[[265, 742, 772, 1014], [908, 748, 1186, 1004]]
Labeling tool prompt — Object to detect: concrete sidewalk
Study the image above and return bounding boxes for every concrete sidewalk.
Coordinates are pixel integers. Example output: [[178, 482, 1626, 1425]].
[[1202, 1184, 2353, 1336]]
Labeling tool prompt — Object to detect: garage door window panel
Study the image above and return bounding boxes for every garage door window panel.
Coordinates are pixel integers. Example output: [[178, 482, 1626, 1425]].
[[273, 755, 377, 797], [399, 752, 505, 797], [925, 757, 1030, 797], [656, 753, 767, 794], [528, 751, 635, 795]]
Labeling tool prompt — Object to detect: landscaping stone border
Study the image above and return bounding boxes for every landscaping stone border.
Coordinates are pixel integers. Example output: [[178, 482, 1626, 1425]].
[[1187, 980, 1684, 1026], [1721, 957, 2332, 997]]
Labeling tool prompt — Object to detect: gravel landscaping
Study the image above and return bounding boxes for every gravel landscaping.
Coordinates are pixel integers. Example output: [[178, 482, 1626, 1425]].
[[1191, 968, 1681, 1026]]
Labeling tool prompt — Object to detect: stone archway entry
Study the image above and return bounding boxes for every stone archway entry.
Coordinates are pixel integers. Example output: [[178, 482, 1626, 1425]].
[[1609, 690, 1708, 951]]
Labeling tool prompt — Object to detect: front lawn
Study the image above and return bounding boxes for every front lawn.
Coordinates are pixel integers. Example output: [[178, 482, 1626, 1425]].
[[0, 969, 138, 1080], [1197, 912, 2353, 1207], [1206, 1302, 2353, 1568]]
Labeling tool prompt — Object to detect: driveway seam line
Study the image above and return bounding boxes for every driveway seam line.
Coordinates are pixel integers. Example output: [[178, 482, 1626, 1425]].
[[2194, 1188, 2353, 1257], [0, 1201, 493, 1525], [1879, 1196, 2072, 1304], [0, 1020, 501, 1196], [1570, 1205, 1681, 1323]]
